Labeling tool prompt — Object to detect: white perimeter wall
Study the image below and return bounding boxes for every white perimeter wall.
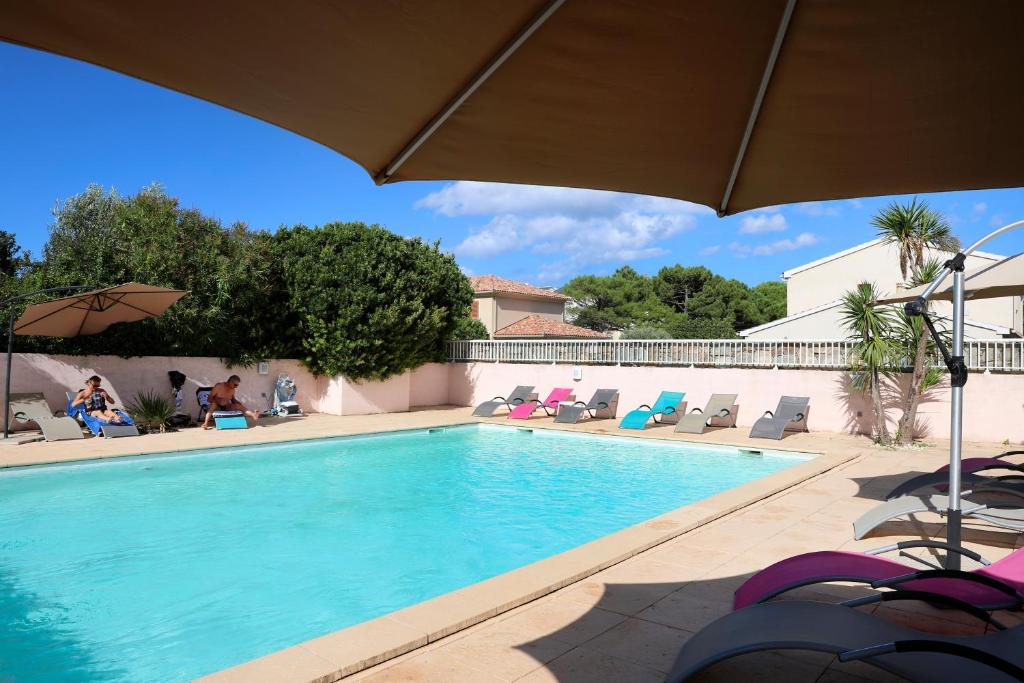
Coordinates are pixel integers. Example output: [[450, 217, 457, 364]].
[[447, 362, 1024, 443], [6, 354, 1021, 443]]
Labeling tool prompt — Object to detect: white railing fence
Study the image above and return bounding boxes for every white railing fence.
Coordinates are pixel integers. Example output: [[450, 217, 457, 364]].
[[447, 339, 1024, 372]]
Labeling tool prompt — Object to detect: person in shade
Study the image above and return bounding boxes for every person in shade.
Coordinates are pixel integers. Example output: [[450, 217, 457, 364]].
[[72, 375, 125, 424], [202, 374, 259, 429]]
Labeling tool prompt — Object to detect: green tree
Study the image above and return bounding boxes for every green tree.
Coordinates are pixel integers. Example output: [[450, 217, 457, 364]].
[[619, 326, 672, 340], [872, 199, 957, 444], [840, 282, 897, 444], [562, 267, 675, 332], [748, 281, 787, 323], [652, 265, 713, 315], [449, 316, 489, 340], [275, 222, 471, 380]]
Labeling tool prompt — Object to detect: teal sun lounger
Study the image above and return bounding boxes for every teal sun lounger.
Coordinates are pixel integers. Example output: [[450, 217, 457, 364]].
[[618, 391, 685, 430]]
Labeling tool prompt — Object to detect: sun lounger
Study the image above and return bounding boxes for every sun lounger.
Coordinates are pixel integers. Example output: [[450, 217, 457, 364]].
[[507, 388, 573, 420], [618, 391, 686, 430], [9, 393, 84, 442], [853, 493, 1024, 539], [65, 391, 139, 438], [674, 394, 738, 434], [887, 469, 1024, 500], [553, 389, 619, 424], [733, 541, 1024, 611], [197, 386, 250, 429], [667, 600, 1024, 683], [472, 385, 536, 417], [748, 395, 809, 439]]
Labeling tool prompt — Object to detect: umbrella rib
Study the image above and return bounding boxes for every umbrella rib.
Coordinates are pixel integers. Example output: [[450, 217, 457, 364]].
[[373, 0, 566, 183], [717, 0, 797, 217]]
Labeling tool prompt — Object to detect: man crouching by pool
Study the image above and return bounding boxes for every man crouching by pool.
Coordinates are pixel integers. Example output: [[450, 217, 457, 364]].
[[203, 375, 259, 430]]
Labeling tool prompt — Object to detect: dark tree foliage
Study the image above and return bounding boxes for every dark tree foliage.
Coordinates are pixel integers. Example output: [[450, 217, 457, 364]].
[[8, 185, 474, 379], [563, 264, 787, 339], [449, 316, 489, 340], [275, 222, 472, 380]]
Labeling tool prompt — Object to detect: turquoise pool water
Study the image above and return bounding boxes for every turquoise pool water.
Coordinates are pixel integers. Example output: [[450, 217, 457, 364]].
[[0, 424, 809, 681]]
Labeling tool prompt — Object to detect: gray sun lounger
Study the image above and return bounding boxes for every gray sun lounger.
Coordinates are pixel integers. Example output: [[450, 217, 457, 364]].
[[9, 393, 84, 442], [472, 385, 536, 416], [887, 471, 1024, 500], [667, 600, 1024, 683], [674, 394, 738, 434], [853, 493, 1024, 540], [553, 388, 619, 424], [749, 395, 809, 439]]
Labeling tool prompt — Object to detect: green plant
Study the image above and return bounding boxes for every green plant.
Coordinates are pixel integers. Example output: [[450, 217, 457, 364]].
[[449, 316, 489, 340], [125, 391, 176, 432], [619, 326, 672, 340], [276, 221, 472, 380], [840, 282, 897, 445], [873, 200, 958, 445]]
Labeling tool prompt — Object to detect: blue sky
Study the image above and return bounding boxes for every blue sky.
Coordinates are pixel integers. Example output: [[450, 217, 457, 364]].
[[2, 41, 1023, 287]]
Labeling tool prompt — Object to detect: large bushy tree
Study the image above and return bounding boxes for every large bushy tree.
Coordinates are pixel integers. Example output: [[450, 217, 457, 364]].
[[275, 222, 472, 380], [563, 264, 786, 338]]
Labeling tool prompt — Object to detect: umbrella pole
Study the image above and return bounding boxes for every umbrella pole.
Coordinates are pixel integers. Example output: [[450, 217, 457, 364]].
[[945, 267, 966, 570], [3, 303, 12, 439]]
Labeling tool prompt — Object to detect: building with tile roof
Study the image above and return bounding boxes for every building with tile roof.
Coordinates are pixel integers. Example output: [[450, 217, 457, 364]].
[[469, 275, 608, 339]]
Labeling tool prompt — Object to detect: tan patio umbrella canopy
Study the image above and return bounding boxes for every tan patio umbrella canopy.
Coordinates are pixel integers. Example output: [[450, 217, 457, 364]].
[[14, 283, 188, 337], [877, 252, 1024, 305], [3, 1, 1023, 216]]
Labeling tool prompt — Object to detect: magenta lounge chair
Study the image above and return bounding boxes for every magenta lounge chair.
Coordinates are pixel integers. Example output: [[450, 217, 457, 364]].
[[733, 541, 1024, 611], [507, 387, 573, 420]]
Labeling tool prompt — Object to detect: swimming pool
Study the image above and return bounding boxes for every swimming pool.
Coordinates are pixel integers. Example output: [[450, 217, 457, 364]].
[[0, 424, 810, 681]]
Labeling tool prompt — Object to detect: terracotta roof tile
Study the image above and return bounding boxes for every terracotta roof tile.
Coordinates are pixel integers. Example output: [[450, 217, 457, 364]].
[[469, 275, 569, 301], [494, 315, 609, 339]]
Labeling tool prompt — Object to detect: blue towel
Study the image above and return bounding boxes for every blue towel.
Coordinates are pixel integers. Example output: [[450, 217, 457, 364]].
[[66, 399, 135, 436]]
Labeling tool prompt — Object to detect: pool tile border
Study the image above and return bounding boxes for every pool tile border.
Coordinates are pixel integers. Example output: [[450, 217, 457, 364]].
[[198, 436, 853, 683]]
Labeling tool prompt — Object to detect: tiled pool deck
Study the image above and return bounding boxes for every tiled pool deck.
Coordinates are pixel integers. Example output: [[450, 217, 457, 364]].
[[3, 407, 1020, 682]]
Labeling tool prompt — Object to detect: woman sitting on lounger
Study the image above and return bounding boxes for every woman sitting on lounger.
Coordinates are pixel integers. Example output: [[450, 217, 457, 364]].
[[72, 375, 124, 424]]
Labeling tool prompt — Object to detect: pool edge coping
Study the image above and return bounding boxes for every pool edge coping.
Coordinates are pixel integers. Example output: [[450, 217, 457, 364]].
[[195, 435, 855, 683]]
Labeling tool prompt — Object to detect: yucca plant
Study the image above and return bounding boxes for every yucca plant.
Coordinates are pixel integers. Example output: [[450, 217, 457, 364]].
[[125, 390, 175, 433], [840, 282, 897, 445]]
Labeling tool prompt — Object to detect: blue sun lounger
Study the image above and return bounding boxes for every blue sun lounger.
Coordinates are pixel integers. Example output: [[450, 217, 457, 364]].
[[618, 391, 685, 430], [65, 392, 139, 438]]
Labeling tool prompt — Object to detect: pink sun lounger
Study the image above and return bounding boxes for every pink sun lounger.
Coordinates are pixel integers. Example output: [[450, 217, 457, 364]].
[[733, 543, 1024, 611], [507, 388, 573, 420]]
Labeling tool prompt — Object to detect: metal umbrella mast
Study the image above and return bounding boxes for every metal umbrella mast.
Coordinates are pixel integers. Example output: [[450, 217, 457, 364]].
[[904, 219, 1024, 570], [2, 285, 92, 438]]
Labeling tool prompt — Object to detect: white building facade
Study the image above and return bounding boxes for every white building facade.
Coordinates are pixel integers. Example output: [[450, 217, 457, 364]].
[[741, 239, 1023, 340]]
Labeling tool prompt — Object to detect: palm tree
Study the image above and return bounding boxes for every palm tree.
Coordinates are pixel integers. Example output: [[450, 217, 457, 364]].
[[840, 282, 897, 445], [892, 259, 948, 443], [872, 199, 958, 444], [872, 198, 959, 279]]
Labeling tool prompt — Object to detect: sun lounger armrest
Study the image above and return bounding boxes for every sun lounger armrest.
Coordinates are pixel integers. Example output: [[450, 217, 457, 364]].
[[994, 450, 1024, 459], [867, 540, 987, 564], [762, 410, 774, 418], [689, 407, 703, 414], [662, 405, 679, 415], [637, 404, 652, 411], [596, 401, 608, 409], [887, 590, 1006, 625], [716, 408, 731, 417], [491, 395, 508, 402], [571, 401, 587, 407], [792, 412, 805, 422], [841, 640, 1024, 679], [872, 569, 1024, 605]]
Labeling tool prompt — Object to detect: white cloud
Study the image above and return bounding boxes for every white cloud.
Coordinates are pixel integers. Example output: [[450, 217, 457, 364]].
[[739, 212, 787, 234], [417, 181, 711, 219], [796, 201, 841, 217], [973, 202, 988, 214], [730, 232, 820, 258], [698, 245, 721, 256], [847, 198, 865, 209], [419, 182, 711, 280], [990, 213, 1009, 227]]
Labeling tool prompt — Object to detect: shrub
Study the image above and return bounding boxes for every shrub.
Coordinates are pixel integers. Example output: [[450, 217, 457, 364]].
[[125, 390, 176, 432], [449, 317, 489, 340], [275, 222, 473, 380], [619, 326, 672, 340]]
